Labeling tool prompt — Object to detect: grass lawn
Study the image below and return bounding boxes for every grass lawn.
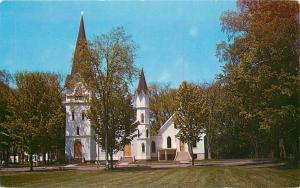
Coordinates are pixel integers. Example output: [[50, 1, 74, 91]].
[[0, 165, 299, 187]]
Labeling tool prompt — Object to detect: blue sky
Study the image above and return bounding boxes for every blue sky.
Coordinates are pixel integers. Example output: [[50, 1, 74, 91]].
[[0, 1, 236, 87]]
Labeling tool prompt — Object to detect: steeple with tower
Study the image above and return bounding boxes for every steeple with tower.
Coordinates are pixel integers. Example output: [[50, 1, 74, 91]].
[[64, 13, 96, 163], [134, 69, 151, 160]]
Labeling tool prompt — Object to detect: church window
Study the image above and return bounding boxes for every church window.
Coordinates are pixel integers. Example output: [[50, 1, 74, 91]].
[[81, 111, 85, 120], [193, 140, 197, 148], [146, 129, 149, 138], [193, 154, 197, 159], [71, 111, 75, 121], [142, 143, 145, 153], [151, 141, 156, 153], [76, 127, 80, 135], [167, 136, 171, 148], [141, 113, 144, 123]]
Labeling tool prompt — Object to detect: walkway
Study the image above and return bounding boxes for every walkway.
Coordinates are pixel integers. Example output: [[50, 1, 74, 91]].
[[0, 159, 277, 172]]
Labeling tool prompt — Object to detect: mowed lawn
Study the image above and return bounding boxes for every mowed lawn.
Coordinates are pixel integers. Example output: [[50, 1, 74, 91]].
[[0, 165, 299, 187]]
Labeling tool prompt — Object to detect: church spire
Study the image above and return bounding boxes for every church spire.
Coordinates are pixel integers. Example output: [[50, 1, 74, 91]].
[[71, 13, 88, 76], [76, 14, 86, 45], [137, 69, 149, 95], [65, 13, 88, 88]]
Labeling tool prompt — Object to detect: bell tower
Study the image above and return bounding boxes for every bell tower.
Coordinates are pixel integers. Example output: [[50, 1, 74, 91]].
[[135, 69, 151, 160]]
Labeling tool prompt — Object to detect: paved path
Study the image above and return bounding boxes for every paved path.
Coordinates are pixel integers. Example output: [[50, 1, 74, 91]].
[[0, 159, 277, 172], [0, 164, 104, 172]]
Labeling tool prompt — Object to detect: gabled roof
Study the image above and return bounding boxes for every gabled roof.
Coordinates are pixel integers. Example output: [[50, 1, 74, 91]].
[[158, 113, 176, 136], [137, 69, 148, 95]]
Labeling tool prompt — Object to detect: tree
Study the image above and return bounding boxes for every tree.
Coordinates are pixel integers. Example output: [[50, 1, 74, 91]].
[[174, 81, 205, 165], [149, 83, 177, 134], [0, 70, 12, 164], [78, 27, 138, 169], [5, 72, 64, 171], [217, 0, 299, 163], [201, 82, 224, 159]]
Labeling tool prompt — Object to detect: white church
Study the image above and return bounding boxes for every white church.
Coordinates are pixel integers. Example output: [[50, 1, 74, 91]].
[[64, 15, 206, 163]]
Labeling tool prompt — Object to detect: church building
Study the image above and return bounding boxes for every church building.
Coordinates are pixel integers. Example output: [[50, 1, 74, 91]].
[[64, 14, 206, 163]]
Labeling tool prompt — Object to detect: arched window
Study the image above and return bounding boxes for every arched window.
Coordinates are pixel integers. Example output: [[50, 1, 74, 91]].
[[167, 136, 171, 148], [141, 113, 144, 123], [138, 130, 140, 138], [193, 140, 197, 148], [71, 111, 75, 121], [76, 127, 80, 135], [141, 143, 145, 153], [151, 141, 156, 153], [146, 129, 149, 138], [81, 111, 85, 120]]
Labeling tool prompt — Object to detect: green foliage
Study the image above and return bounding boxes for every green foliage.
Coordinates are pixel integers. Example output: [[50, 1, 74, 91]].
[[174, 81, 205, 165], [78, 27, 138, 169], [2, 72, 64, 169], [149, 83, 177, 134], [216, 0, 299, 161]]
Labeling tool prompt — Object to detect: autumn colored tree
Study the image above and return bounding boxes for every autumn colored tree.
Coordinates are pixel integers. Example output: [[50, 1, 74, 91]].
[[217, 0, 299, 163], [0, 70, 12, 164]]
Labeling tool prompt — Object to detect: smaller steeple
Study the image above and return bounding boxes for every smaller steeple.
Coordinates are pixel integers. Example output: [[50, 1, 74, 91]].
[[137, 69, 148, 95]]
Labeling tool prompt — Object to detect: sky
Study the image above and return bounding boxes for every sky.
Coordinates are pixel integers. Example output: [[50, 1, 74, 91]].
[[0, 1, 236, 88]]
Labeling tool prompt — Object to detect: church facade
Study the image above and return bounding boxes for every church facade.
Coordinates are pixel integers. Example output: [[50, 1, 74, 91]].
[[64, 15, 206, 163]]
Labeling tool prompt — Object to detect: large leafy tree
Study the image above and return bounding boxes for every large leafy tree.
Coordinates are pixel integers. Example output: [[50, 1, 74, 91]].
[[149, 83, 177, 134], [5, 72, 64, 171], [201, 82, 224, 159], [174, 81, 205, 165], [217, 0, 299, 162], [78, 27, 138, 169], [0, 70, 12, 164]]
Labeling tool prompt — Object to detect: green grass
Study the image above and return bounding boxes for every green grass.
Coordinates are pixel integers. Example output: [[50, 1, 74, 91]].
[[0, 165, 299, 187]]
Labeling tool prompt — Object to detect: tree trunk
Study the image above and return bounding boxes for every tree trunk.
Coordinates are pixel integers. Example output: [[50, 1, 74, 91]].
[[4, 150, 9, 166], [13, 154, 16, 164], [189, 143, 194, 166], [42, 152, 46, 165], [279, 138, 286, 159], [29, 153, 33, 171], [105, 127, 109, 169], [110, 149, 114, 169], [207, 135, 212, 160]]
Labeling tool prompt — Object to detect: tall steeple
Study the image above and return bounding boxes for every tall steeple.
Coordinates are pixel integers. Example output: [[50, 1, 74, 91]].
[[76, 14, 86, 46], [65, 13, 88, 88], [71, 14, 87, 76], [137, 69, 149, 95]]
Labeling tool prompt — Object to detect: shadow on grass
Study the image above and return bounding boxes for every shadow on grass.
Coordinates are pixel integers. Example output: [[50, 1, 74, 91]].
[[105, 166, 174, 172]]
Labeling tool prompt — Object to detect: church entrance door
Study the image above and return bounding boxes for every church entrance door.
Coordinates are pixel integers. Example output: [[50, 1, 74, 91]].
[[124, 144, 131, 156], [74, 140, 82, 158], [180, 142, 185, 151]]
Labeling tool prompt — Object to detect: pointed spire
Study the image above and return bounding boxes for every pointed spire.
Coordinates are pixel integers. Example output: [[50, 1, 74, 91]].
[[65, 13, 88, 88], [76, 14, 86, 44], [70, 13, 87, 76], [137, 69, 149, 95]]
